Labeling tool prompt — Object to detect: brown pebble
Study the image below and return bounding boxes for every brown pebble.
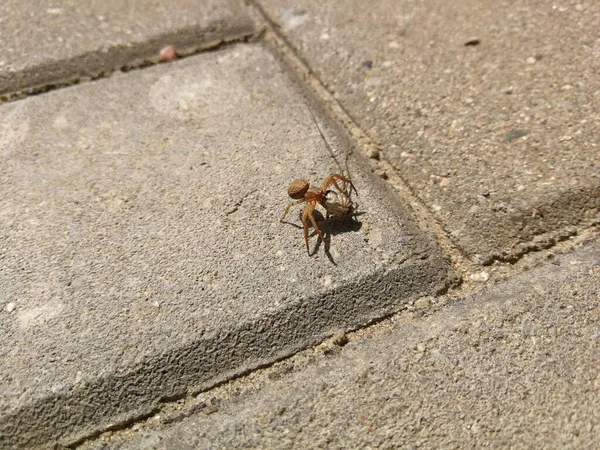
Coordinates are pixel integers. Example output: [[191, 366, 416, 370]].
[[464, 38, 481, 46], [159, 45, 178, 62], [332, 331, 349, 347], [376, 169, 388, 180], [366, 146, 380, 159], [203, 405, 219, 415]]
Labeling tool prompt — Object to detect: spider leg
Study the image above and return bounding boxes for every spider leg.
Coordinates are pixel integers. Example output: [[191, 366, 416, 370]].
[[306, 203, 324, 241], [281, 199, 305, 222], [321, 173, 358, 196], [301, 204, 311, 253], [301, 202, 324, 254]]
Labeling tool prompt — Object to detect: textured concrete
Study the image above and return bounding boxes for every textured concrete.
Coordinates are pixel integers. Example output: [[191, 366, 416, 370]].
[[0, 43, 454, 448], [256, 0, 600, 264], [84, 240, 600, 450], [0, 0, 257, 98]]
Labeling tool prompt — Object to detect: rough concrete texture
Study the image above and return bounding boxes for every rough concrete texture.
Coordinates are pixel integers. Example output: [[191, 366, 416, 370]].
[[0, 0, 257, 98], [83, 240, 600, 450], [0, 43, 454, 448], [255, 0, 600, 263]]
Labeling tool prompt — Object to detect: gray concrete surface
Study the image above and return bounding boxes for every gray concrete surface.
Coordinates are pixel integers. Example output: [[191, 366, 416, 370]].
[[255, 0, 600, 264], [0, 43, 454, 448], [0, 0, 257, 98], [83, 240, 600, 450]]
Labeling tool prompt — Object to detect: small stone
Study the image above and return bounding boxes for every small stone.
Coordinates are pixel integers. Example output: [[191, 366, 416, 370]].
[[361, 60, 373, 69], [375, 169, 388, 180], [416, 343, 426, 352], [464, 38, 481, 46], [388, 41, 400, 49], [366, 146, 380, 159], [159, 45, 178, 62], [415, 297, 431, 309], [469, 271, 490, 282], [203, 405, 219, 415], [439, 177, 450, 187], [5, 302, 15, 313], [505, 129, 529, 142], [526, 56, 537, 64], [332, 331, 349, 347]]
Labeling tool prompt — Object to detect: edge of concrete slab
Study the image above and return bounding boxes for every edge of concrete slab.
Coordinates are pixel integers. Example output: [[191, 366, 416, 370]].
[[2, 245, 453, 448], [0, 23, 261, 102], [454, 184, 600, 265], [0, 63, 457, 446], [77, 238, 600, 450], [250, 2, 600, 268]]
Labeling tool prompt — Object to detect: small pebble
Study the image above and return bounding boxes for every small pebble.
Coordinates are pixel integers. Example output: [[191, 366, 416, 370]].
[[203, 405, 219, 415], [361, 60, 373, 69], [5, 302, 15, 313], [505, 129, 529, 142], [415, 297, 431, 309], [464, 38, 481, 46], [375, 168, 388, 179], [366, 146, 380, 159], [332, 331, 349, 347], [526, 56, 537, 64], [470, 271, 490, 282], [159, 45, 178, 62]]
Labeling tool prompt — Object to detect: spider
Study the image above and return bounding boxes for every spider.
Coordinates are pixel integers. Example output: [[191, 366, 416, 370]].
[[281, 173, 358, 254]]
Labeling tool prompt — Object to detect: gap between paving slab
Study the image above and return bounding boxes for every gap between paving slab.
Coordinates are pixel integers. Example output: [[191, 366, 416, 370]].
[[0, 43, 455, 448], [0, 0, 259, 100], [257, 24, 477, 277], [252, 0, 600, 265]]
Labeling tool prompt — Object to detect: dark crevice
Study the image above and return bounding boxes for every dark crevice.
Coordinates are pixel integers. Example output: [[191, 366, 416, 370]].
[[0, 28, 264, 104]]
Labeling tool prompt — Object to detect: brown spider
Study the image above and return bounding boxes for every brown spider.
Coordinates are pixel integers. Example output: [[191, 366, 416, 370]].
[[281, 173, 358, 254]]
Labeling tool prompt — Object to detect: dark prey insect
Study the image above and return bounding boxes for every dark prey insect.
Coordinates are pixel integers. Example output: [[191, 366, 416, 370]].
[[281, 174, 358, 254], [282, 108, 360, 254]]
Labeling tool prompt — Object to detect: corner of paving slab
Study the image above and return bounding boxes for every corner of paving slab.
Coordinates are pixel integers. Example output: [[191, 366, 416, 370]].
[[77, 238, 600, 450], [252, 0, 600, 266], [0, 40, 456, 448]]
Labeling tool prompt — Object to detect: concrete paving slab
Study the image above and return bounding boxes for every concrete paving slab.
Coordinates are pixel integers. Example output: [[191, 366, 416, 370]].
[[255, 0, 600, 264], [83, 239, 600, 450], [0, 0, 257, 98], [0, 43, 454, 448]]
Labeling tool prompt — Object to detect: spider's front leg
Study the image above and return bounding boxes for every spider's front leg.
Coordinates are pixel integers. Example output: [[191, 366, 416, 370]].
[[281, 199, 305, 222], [302, 201, 324, 254], [321, 173, 358, 196]]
